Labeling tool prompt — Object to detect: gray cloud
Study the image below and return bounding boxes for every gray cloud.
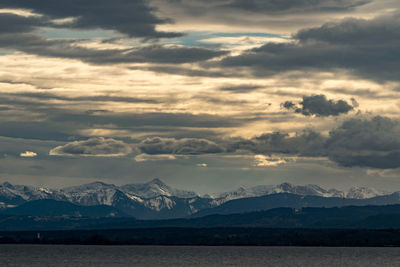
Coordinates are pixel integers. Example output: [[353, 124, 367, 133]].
[[48, 111, 250, 129], [218, 13, 400, 82], [0, 90, 254, 140], [326, 116, 400, 169], [0, 13, 47, 33], [0, 0, 181, 38], [219, 84, 262, 93], [281, 101, 297, 110], [2, 92, 159, 104], [49, 137, 132, 157], [145, 65, 233, 78], [138, 137, 225, 155], [283, 95, 355, 116], [230, 130, 327, 157], [0, 88, 259, 141]]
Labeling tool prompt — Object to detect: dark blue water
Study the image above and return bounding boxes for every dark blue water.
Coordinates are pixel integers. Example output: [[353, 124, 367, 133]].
[[0, 245, 399, 266]]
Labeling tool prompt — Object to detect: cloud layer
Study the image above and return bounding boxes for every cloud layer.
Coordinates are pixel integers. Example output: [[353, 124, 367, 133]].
[[49, 137, 132, 157]]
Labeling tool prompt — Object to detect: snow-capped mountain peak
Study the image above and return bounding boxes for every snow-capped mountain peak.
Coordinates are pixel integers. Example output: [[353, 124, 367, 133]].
[[120, 178, 198, 199], [1, 182, 14, 189], [62, 181, 116, 193], [61, 182, 120, 206]]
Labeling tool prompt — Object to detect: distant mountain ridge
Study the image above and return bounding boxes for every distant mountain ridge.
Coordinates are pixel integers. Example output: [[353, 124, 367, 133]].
[[0, 199, 125, 217], [2, 204, 400, 231], [0, 179, 397, 219], [213, 183, 389, 205]]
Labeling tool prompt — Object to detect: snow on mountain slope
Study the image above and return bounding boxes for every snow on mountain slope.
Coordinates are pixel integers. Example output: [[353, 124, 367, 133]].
[[213, 183, 386, 204], [60, 180, 186, 213], [0, 182, 63, 206], [0, 179, 394, 218], [345, 187, 388, 199], [61, 182, 122, 206], [144, 195, 176, 211], [120, 178, 198, 199]]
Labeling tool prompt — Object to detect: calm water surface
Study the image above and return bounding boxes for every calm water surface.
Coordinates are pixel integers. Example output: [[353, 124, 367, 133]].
[[0, 245, 399, 266]]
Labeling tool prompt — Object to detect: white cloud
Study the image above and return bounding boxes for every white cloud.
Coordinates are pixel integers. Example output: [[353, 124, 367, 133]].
[[253, 154, 296, 167], [197, 163, 208, 167], [134, 153, 177, 162], [0, 8, 42, 17], [20, 151, 37, 158], [200, 36, 291, 54]]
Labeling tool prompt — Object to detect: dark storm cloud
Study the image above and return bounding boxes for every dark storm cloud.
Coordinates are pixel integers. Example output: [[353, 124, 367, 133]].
[[49, 137, 132, 157], [0, 13, 47, 33], [138, 137, 225, 155], [166, 0, 370, 14], [218, 13, 400, 82], [0, 0, 181, 38], [230, 116, 400, 169], [282, 95, 355, 116], [326, 116, 400, 169]]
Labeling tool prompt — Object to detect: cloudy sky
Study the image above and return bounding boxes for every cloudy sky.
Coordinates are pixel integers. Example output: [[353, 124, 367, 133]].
[[1, 0, 400, 194]]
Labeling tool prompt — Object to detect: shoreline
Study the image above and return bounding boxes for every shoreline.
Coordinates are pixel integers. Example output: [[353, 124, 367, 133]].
[[0, 228, 399, 247]]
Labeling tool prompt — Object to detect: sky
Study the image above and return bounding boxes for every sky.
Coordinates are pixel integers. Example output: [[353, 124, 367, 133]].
[[0, 0, 400, 194]]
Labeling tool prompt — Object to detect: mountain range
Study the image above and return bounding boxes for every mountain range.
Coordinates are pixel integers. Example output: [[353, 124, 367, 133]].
[[0, 179, 398, 219]]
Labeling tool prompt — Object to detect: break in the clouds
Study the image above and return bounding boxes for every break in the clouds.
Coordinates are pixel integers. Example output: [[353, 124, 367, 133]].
[[0, 29, 225, 65], [49, 137, 132, 157], [282, 95, 355, 116]]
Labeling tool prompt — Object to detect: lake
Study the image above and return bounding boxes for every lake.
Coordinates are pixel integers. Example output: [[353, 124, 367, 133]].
[[0, 245, 399, 266]]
